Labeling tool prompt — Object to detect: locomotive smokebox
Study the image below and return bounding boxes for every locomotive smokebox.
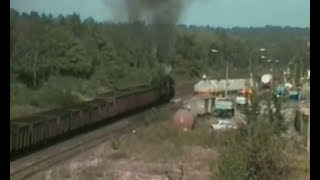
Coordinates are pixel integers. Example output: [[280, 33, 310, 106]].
[[172, 109, 195, 132]]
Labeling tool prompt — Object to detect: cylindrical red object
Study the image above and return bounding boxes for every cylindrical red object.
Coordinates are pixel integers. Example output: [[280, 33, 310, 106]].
[[172, 109, 195, 131]]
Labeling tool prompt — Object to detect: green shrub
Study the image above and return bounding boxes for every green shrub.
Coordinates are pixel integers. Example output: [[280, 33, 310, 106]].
[[32, 76, 81, 108], [217, 121, 289, 180], [217, 95, 289, 180], [10, 83, 32, 105]]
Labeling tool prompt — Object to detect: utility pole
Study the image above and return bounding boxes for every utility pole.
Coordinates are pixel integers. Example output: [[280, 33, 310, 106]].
[[300, 60, 304, 84], [225, 60, 229, 97], [307, 112, 310, 152], [271, 63, 274, 87], [293, 63, 297, 86], [249, 55, 252, 76]]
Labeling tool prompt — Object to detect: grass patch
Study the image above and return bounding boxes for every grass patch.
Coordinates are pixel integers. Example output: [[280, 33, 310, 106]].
[[117, 112, 219, 163], [108, 151, 128, 160]]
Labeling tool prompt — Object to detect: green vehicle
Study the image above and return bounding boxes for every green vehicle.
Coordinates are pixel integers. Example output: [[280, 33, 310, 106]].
[[274, 85, 287, 97], [214, 98, 235, 118]]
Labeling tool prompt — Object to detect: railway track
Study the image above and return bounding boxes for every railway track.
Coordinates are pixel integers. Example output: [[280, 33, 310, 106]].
[[10, 99, 184, 180], [10, 119, 133, 180], [10, 83, 192, 180]]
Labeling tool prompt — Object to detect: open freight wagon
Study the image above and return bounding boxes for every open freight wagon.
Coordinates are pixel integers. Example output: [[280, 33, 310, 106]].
[[10, 76, 174, 155]]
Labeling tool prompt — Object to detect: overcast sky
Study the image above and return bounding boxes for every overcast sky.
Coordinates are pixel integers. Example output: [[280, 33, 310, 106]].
[[10, 0, 310, 27]]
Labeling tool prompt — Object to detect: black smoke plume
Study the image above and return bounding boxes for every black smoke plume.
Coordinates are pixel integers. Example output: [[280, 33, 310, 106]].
[[103, 0, 194, 74]]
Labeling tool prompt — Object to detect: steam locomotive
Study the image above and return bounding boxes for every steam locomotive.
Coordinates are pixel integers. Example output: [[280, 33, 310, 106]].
[[10, 76, 174, 155]]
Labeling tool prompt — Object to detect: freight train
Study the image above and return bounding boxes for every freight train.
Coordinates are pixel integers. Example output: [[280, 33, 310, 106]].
[[10, 76, 175, 155]]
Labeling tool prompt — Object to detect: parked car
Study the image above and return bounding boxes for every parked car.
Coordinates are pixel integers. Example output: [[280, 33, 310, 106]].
[[211, 120, 237, 131], [214, 98, 235, 118], [274, 85, 288, 97]]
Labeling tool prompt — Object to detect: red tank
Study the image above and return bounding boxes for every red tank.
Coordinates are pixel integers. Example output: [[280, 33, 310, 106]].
[[172, 109, 195, 132]]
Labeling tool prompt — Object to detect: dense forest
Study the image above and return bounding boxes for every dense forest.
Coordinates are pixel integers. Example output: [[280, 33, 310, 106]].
[[10, 9, 310, 118]]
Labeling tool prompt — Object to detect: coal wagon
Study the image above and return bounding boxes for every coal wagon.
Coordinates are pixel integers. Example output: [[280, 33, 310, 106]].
[[10, 76, 174, 155]]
